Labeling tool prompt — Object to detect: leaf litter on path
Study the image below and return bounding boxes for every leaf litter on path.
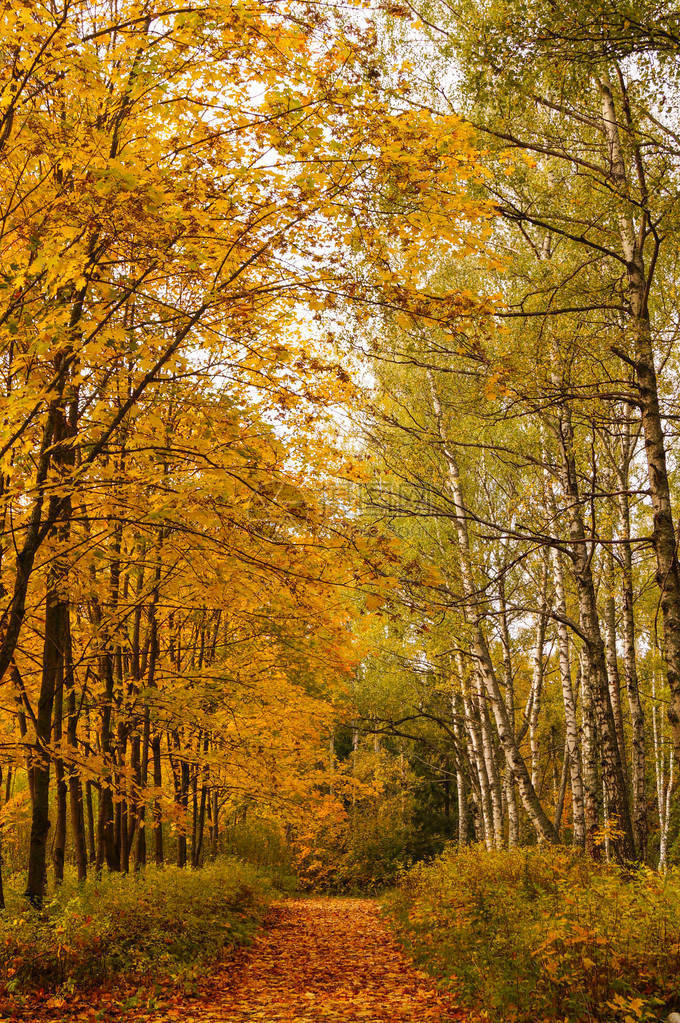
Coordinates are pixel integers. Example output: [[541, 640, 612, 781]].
[[148, 897, 464, 1023]]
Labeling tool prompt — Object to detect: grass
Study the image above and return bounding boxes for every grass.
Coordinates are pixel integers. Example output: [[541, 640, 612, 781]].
[[0, 857, 272, 992]]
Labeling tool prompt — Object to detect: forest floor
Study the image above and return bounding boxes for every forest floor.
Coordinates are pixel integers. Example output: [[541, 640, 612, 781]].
[[9, 897, 465, 1023], [147, 897, 464, 1023]]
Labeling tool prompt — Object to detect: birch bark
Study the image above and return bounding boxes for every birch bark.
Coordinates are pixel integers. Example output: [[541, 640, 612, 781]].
[[430, 372, 558, 843]]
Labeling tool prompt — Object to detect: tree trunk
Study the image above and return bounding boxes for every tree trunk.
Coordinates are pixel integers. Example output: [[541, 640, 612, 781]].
[[52, 658, 67, 885], [477, 684, 504, 848], [549, 540, 586, 847], [599, 76, 680, 762], [86, 782, 97, 864], [135, 706, 150, 870], [554, 740, 570, 835], [529, 557, 548, 791], [554, 390, 635, 859], [602, 544, 628, 787], [498, 576, 519, 846], [430, 373, 558, 843], [25, 588, 64, 905], [153, 732, 164, 865], [25, 394, 75, 905], [65, 616, 87, 882], [458, 658, 494, 849], [211, 790, 219, 859], [579, 651, 601, 856], [616, 456, 648, 860]]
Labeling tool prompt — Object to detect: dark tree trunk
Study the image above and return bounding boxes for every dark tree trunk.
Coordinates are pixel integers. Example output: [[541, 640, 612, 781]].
[[52, 643, 67, 886], [24, 392, 75, 905], [62, 612, 87, 881], [152, 733, 164, 865], [86, 781, 97, 864], [25, 588, 64, 905]]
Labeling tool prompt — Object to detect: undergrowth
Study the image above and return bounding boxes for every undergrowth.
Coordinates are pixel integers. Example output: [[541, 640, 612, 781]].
[[0, 857, 272, 992], [385, 846, 680, 1022]]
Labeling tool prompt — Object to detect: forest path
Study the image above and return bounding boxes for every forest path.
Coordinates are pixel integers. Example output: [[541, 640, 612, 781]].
[[156, 897, 463, 1022]]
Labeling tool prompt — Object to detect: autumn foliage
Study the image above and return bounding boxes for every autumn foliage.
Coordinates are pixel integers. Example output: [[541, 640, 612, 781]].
[[388, 848, 680, 1022], [3, 0, 680, 1020], [0, 0, 489, 907], [0, 858, 269, 993]]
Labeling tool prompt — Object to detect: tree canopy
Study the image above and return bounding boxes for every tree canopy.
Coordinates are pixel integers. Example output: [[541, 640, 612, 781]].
[[1, 0, 680, 915]]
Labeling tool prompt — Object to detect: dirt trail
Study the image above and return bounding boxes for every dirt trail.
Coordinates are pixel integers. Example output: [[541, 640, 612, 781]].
[[156, 897, 463, 1022]]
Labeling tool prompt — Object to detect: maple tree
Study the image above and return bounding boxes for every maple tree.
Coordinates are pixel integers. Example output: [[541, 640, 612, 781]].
[[0, 0, 491, 911]]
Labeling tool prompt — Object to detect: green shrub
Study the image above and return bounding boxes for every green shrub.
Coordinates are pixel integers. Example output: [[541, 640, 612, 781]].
[[221, 819, 297, 892], [385, 846, 680, 1022], [0, 857, 271, 990]]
